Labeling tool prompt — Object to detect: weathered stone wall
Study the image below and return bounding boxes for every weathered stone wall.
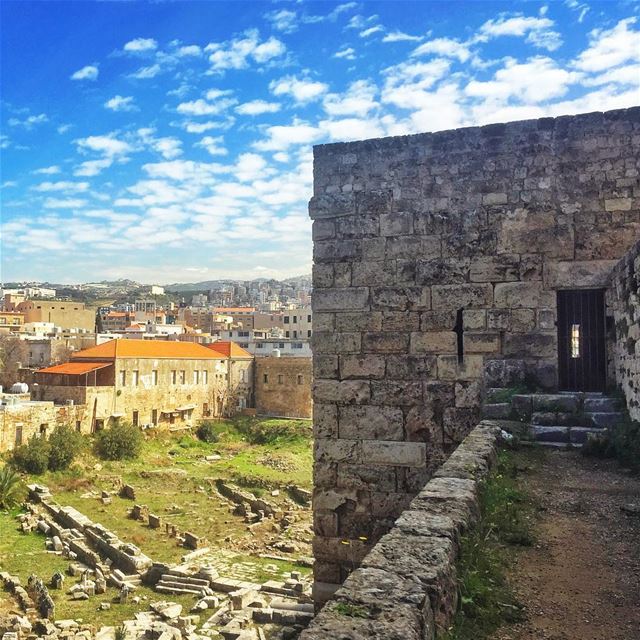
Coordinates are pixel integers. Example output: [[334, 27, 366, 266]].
[[254, 357, 312, 418], [310, 107, 640, 602], [608, 240, 640, 420], [300, 422, 501, 639]]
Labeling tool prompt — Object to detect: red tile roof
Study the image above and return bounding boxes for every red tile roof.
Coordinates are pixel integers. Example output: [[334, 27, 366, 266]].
[[37, 362, 112, 375], [71, 339, 225, 360], [206, 341, 252, 359]]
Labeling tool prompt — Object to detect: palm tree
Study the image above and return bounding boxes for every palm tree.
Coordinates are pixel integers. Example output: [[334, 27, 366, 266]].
[[0, 465, 23, 510]]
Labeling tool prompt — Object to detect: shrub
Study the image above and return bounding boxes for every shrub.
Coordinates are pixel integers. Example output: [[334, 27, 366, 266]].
[[612, 419, 640, 473], [234, 417, 311, 445], [95, 422, 143, 461], [48, 424, 83, 471], [196, 420, 220, 443], [0, 465, 23, 509], [12, 435, 51, 475]]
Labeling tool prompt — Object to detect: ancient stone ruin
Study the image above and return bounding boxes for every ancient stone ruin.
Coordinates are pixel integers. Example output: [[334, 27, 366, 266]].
[[308, 107, 640, 605]]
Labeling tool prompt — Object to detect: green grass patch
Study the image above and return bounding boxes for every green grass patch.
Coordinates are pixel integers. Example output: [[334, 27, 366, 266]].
[[442, 447, 541, 639]]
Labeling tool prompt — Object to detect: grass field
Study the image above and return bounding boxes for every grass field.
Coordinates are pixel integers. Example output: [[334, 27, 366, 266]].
[[0, 416, 312, 626]]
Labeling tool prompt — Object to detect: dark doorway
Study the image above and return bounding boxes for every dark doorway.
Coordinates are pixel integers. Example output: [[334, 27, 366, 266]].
[[557, 289, 606, 392]]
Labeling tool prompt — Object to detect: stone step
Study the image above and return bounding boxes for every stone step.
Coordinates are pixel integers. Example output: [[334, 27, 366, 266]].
[[532, 426, 570, 444], [531, 411, 578, 426], [583, 397, 622, 412], [161, 572, 210, 587], [585, 412, 626, 428], [569, 427, 608, 445], [532, 394, 580, 413], [156, 583, 207, 596]]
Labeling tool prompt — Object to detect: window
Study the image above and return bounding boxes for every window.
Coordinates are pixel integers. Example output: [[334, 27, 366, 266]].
[[241, 370, 246, 383], [256, 343, 264, 349], [263, 373, 269, 384], [203, 403, 210, 417], [152, 370, 158, 385], [293, 316, 297, 323], [120, 370, 126, 386], [240, 343, 248, 348], [202, 370, 208, 384], [152, 409, 158, 425], [39, 424, 48, 436], [285, 331, 290, 338], [180, 370, 186, 384], [132, 411, 139, 427], [293, 330, 298, 338], [297, 374, 304, 385], [171, 370, 177, 384], [571, 324, 581, 358], [194, 370, 200, 384], [76, 421, 82, 432], [307, 330, 312, 338], [239, 331, 249, 337], [284, 317, 290, 324], [132, 370, 139, 386], [278, 374, 284, 384], [279, 342, 285, 349], [293, 342, 303, 349], [307, 314, 311, 323]]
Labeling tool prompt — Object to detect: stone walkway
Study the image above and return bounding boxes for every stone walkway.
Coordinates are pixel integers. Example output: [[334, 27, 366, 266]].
[[496, 449, 640, 640]]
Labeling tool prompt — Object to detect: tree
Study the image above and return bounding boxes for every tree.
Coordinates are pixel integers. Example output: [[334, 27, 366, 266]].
[[0, 466, 23, 510], [0, 337, 29, 390], [12, 436, 51, 475], [95, 422, 143, 460], [48, 424, 83, 471]]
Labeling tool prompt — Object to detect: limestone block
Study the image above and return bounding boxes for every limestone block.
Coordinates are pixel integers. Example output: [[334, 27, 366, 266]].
[[308, 193, 355, 219], [334, 263, 352, 287], [543, 260, 617, 288], [361, 441, 427, 467], [312, 264, 333, 288], [352, 261, 396, 286], [575, 223, 640, 260], [416, 258, 469, 285], [371, 287, 431, 311], [469, 255, 520, 282], [362, 332, 410, 353], [313, 312, 335, 331], [462, 310, 486, 330], [339, 406, 404, 440], [537, 309, 556, 330], [380, 212, 413, 236], [386, 235, 441, 260], [313, 239, 361, 263], [312, 331, 361, 354], [382, 310, 420, 332], [336, 214, 379, 238], [482, 192, 508, 205], [311, 219, 335, 241], [431, 284, 493, 311], [404, 405, 441, 443], [314, 403, 338, 438], [313, 287, 369, 311], [356, 189, 393, 215], [314, 380, 370, 404], [487, 309, 536, 332], [410, 331, 457, 354], [503, 332, 556, 358], [370, 380, 424, 406], [315, 439, 360, 464], [605, 198, 632, 211], [335, 311, 383, 332], [519, 254, 543, 280], [386, 355, 437, 380], [336, 464, 398, 492], [454, 381, 482, 408], [421, 310, 457, 331], [340, 355, 386, 380], [313, 537, 372, 564], [443, 407, 479, 443], [494, 281, 555, 309], [371, 492, 413, 518], [436, 355, 484, 381], [313, 355, 339, 379], [463, 332, 500, 354]]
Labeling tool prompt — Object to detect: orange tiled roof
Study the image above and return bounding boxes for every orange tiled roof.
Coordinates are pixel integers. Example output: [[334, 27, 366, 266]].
[[37, 362, 112, 375], [71, 339, 225, 360], [212, 307, 255, 313], [104, 312, 129, 318], [206, 341, 253, 359]]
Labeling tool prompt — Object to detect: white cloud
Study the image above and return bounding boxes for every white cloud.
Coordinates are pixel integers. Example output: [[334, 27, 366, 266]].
[[43, 198, 87, 209], [320, 117, 384, 141], [324, 80, 378, 117], [334, 47, 356, 60], [70, 65, 99, 81], [574, 18, 640, 72], [74, 133, 133, 175], [412, 37, 471, 62], [8, 113, 48, 129], [177, 95, 237, 116], [270, 75, 329, 103], [105, 95, 138, 112], [235, 153, 270, 182], [477, 15, 562, 51], [265, 9, 298, 34], [176, 44, 202, 57], [195, 135, 228, 156], [583, 64, 640, 87], [382, 58, 452, 110], [33, 166, 61, 175], [360, 25, 384, 38], [57, 124, 72, 134], [382, 31, 423, 43], [206, 29, 286, 72], [235, 100, 281, 115], [34, 181, 89, 193], [123, 38, 158, 53], [129, 63, 162, 79], [181, 120, 231, 134], [253, 120, 323, 151], [465, 57, 581, 103], [74, 159, 113, 177]]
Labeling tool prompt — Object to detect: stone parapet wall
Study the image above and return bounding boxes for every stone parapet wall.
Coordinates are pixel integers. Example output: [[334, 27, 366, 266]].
[[254, 357, 312, 418], [309, 108, 640, 601], [608, 240, 640, 420], [301, 421, 502, 639]]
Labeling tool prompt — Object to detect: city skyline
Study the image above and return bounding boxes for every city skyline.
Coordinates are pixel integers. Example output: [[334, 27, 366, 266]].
[[2, 0, 639, 283]]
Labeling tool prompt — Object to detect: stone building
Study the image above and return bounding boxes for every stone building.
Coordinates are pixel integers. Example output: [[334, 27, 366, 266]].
[[309, 108, 640, 603], [32, 339, 250, 431], [205, 341, 255, 413], [17, 300, 96, 332], [254, 356, 312, 419]]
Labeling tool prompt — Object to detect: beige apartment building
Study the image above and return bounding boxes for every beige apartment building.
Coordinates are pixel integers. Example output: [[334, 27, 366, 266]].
[[17, 300, 96, 331], [282, 307, 312, 340], [33, 339, 253, 431]]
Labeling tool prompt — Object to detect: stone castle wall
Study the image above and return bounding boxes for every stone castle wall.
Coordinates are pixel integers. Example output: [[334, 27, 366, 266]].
[[254, 357, 312, 418], [608, 240, 640, 420], [309, 108, 640, 603]]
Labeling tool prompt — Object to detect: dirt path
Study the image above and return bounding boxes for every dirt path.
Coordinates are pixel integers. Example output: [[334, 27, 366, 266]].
[[496, 449, 640, 640]]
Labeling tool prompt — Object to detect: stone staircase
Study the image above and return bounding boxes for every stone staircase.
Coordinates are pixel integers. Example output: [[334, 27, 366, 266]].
[[483, 390, 627, 447], [155, 569, 213, 596]]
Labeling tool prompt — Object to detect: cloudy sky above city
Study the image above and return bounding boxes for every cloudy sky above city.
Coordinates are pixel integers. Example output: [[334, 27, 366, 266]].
[[1, 0, 639, 284]]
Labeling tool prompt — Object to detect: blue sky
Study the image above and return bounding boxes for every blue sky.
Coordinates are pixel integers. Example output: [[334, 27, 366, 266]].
[[1, 0, 639, 285]]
